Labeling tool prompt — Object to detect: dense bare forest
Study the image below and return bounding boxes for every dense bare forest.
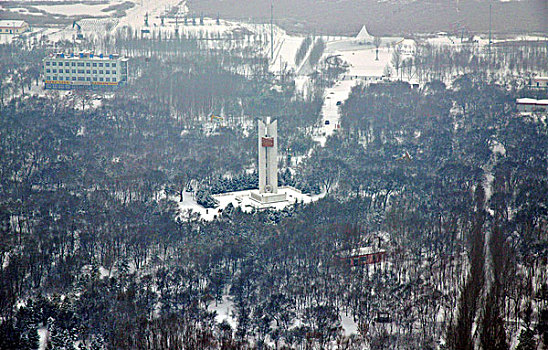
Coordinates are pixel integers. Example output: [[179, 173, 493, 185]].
[[0, 23, 547, 350]]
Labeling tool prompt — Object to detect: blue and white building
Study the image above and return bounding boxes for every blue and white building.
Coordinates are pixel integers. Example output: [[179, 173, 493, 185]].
[[43, 52, 128, 90]]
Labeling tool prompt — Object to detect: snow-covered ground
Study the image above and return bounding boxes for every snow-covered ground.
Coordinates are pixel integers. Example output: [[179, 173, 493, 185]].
[[38, 327, 48, 350], [340, 311, 359, 336], [207, 288, 237, 330], [34, 2, 120, 17], [333, 47, 393, 78], [207, 291, 360, 338], [177, 186, 322, 222], [5, 7, 44, 16], [116, 0, 183, 31], [271, 34, 305, 73]]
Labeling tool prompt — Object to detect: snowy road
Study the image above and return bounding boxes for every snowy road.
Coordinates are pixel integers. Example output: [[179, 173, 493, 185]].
[[313, 78, 358, 146], [312, 42, 393, 146]]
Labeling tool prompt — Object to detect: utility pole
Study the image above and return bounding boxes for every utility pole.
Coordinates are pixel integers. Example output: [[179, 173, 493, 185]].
[[270, 1, 274, 60], [488, 3, 492, 56]]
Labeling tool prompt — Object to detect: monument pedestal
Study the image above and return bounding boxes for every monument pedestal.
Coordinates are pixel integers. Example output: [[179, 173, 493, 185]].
[[250, 191, 287, 204]]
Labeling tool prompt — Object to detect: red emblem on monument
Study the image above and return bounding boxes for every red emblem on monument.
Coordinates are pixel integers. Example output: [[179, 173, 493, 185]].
[[262, 137, 274, 147]]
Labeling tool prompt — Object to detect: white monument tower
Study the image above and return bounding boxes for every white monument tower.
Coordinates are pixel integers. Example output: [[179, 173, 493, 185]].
[[250, 117, 287, 204]]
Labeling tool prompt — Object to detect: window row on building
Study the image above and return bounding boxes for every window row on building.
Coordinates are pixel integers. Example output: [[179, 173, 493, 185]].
[[45, 69, 115, 75], [45, 76, 117, 82], [45, 61, 117, 68]]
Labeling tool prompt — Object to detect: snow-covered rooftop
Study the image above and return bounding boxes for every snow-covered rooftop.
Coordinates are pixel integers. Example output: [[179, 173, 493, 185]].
[[76, 18, 120, 33], [517, 98, 548, 105], [0, 20, 27, 28], [45, 52, 127, 61], [342, 247, 387, 258]]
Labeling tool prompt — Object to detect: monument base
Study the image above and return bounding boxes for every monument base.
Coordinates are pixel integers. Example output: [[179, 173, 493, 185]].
[[250, 191, 287, 204]]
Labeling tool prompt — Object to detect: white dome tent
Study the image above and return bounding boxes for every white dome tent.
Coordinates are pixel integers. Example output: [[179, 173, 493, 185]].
[[355, 25, 374, 45]]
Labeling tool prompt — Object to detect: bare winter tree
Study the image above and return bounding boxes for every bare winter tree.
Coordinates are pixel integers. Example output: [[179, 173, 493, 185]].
[[374, 37, 382, 61], [73, 89, 93, 111], [391, 48, 401, 80], [404, 58, 414, 81]]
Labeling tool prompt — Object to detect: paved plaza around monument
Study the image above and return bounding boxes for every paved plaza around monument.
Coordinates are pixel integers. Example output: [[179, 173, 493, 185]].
[[176, 187, 321, 221]]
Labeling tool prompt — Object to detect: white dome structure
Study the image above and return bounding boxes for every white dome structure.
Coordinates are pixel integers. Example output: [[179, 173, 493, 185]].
[[355, 25, 374, 45]]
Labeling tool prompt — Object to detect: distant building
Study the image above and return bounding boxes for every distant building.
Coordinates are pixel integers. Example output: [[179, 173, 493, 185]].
[[0, 20, 29, 34], [531, 77, 548, 89], [339, 246, 388, 266], [516, 98, 548, 113], [342, 74, 386, 82], [72, 18, 119, 40], [43, 52, 128, 90]]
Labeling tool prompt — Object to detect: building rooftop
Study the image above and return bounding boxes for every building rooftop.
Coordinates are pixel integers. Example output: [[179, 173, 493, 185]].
[[45, 52, 127, 61], [517, 98, 548, 105], [517, 98, 538, 104], [341, 246, 387, 258], [0, 20, 27, 27]]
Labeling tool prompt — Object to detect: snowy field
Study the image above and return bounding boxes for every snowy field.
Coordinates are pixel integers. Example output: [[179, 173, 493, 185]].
[[271, 33, 305, 73], [207, 289, 361, 338], [33, 3, 121, 16], [4, 7, 44, 16], [115, 0, 183, 31]]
